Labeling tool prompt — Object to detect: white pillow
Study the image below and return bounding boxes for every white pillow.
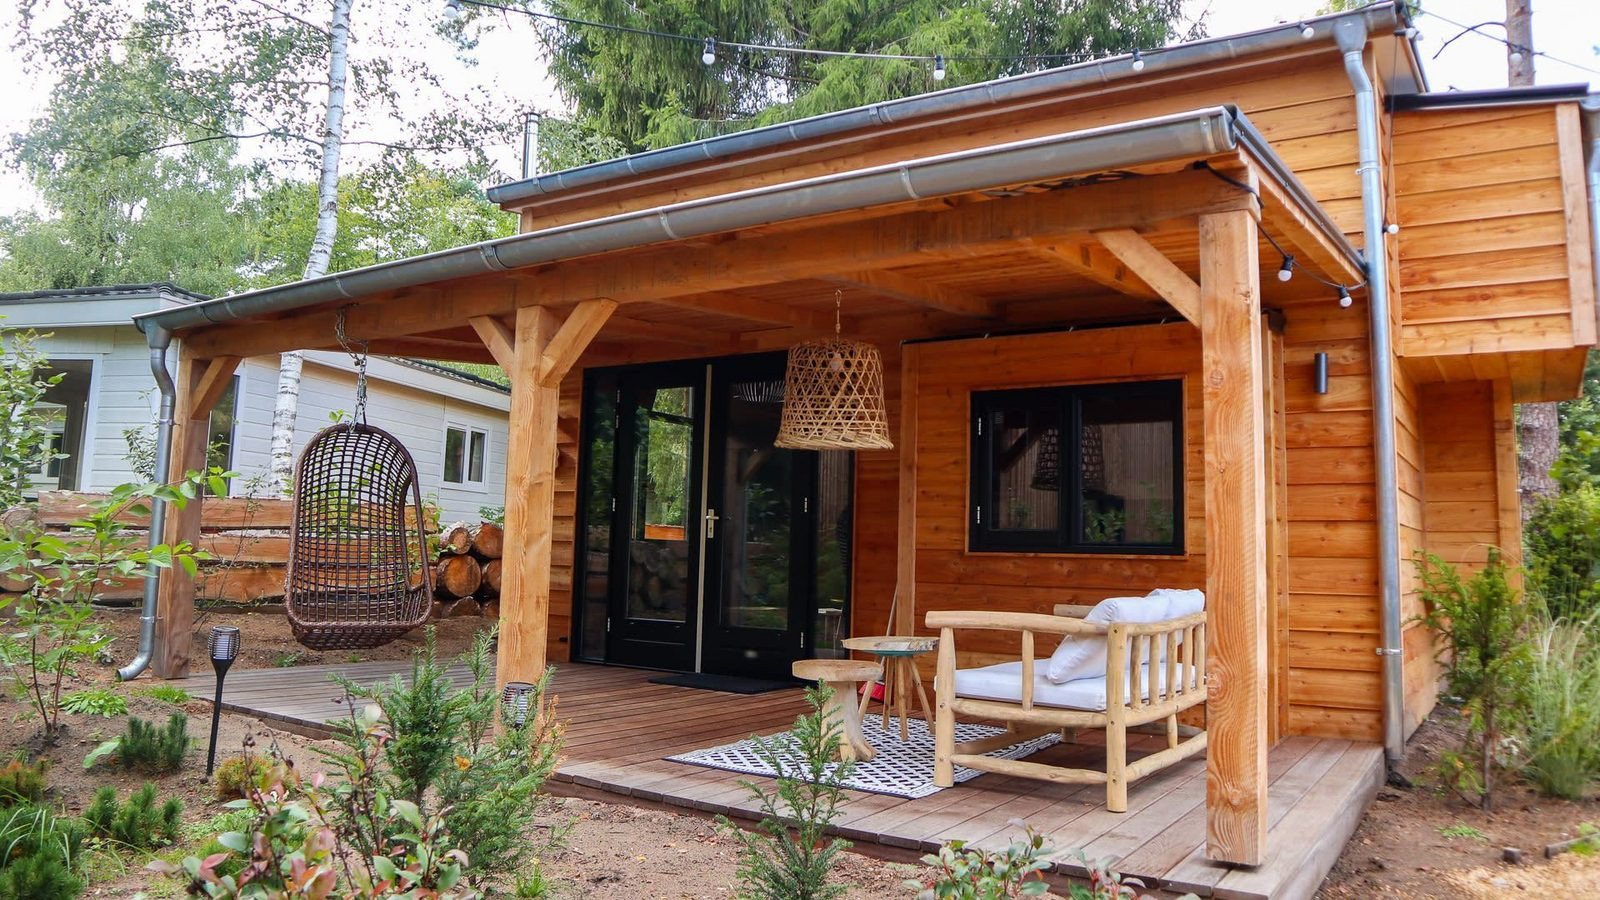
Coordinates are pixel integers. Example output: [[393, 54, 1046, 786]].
[[1148, 588, 1205, 618], [1045, 595, 1169, 683]]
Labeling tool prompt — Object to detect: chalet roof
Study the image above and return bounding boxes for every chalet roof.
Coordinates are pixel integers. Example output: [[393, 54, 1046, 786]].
[[0, 283, 211, 305], [1387, 83, 1594, 112], [485, 1, 1421, 209]]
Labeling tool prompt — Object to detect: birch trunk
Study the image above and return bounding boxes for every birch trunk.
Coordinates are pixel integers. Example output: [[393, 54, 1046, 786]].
[[267, 0, 353, 494], [1505, 0, 1558, 516]]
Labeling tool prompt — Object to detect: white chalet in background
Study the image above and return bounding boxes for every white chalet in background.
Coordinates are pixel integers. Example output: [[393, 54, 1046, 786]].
[[1, 284, 509, 522]]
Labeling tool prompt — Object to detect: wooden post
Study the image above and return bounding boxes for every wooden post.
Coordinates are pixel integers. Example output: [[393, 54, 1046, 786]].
[[1198, 208, 1269, 866], [893, 346, 919, 709], [154, 351, 241, 678], [495, 300, 615, 701]]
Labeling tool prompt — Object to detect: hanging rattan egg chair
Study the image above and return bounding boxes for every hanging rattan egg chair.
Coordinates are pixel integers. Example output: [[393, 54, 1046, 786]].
[[285, 422, 433, 650]]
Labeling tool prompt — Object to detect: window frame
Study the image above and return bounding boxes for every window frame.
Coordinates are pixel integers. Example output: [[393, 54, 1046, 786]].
[[442, 424, 490, 487], [968, 379, 1185, 556]]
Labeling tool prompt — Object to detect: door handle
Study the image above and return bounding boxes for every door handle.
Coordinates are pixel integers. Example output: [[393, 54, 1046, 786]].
[[705, 508, 719, 539]]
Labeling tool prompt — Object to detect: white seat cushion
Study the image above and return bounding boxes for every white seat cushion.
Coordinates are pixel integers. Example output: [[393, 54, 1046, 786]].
[[954, 661, 1159, 712]]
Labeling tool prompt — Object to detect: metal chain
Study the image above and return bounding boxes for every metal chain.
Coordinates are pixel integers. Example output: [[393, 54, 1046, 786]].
[[833, 289, 842, 337], [334, 306, 369, 426]]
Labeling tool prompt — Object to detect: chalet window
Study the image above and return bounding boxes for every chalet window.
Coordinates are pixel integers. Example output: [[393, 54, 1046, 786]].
[[444, 425, 488, 486], [970, 380, 1183, 554]]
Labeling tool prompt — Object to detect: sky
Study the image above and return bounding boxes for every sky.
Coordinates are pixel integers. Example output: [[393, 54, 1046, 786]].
[[0, 0, 1596, 219]]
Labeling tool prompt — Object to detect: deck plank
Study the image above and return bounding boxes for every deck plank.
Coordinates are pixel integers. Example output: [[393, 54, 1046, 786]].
[[182, 660, 1379, 897]]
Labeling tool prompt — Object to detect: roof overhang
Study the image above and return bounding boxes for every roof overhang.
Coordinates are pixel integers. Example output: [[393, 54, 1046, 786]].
[[134, 106, 1362, 346]]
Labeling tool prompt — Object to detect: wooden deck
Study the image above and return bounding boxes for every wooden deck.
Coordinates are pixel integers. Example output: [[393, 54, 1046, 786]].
[[177, 660, 1382, 900]]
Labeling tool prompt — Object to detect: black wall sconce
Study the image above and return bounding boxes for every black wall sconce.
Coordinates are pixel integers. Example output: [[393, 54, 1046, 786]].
[[1314, 351, 1329, 395], [206, 625, 240, 777]]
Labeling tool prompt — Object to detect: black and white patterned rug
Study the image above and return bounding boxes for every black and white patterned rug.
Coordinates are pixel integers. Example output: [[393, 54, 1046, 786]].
[[666, 718, 1060, 799]]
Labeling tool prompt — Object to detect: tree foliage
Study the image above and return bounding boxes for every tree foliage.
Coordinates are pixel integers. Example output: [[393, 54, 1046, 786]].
[[519, 0, 1193, 152]]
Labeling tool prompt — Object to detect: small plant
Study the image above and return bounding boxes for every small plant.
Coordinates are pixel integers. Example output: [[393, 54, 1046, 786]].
[[83, 782, 183, 849], [909, 824, 1053, 898], [718, 684, 854, 900], [211, 753, 289, 801], [0, 758, 48, 805], [478, 505, 505, 526], [1066, 853, 1179, 900], [1525, 484, 1600, 621], [271, 651, 304, 668], [1522, 617, 1600, 799], [1438, 823, 1488, 841], [1417, 549, 1531, 809], [86, 713, 190, 773], [0, 804, 85, 900], [134, 684, 192, 705], [60, 687, 128, 717]]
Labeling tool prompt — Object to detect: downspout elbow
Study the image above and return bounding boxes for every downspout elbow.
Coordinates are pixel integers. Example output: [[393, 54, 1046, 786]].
[[1336, 17, 1407, 764], [118, 325, 176, 681]]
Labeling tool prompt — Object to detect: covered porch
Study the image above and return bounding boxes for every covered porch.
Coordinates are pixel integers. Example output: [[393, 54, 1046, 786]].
[[140, 105, 1373, 875], [176, 660, 1383, 900]]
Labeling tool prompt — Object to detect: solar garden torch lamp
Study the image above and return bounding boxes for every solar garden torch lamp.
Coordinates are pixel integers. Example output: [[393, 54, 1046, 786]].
[[206, 625, 240, 778], [501, 681, 538, 730]]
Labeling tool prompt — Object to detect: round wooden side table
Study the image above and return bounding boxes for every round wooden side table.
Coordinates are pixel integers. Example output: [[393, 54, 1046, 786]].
[[792, 658, 881, 762], [843, 635, 938, 742]]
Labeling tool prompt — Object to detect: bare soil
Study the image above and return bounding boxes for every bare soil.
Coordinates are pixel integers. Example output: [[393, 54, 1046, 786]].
[[1317, 709, 1600, 898]]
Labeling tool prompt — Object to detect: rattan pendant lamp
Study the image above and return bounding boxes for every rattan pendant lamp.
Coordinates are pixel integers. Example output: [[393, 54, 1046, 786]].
[[774, 291, 893, 451]]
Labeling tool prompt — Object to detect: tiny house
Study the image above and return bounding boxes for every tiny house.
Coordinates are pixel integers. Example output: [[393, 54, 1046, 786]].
[[132, 3, 1598, 891]]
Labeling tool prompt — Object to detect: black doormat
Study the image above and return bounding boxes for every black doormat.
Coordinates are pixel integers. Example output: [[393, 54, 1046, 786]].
[[648, 673, 795, 695]]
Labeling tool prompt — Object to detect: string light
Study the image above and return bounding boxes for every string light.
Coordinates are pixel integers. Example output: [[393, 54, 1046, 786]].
[[701, 37, 717, 66], [1298, 21, 1315, 40], [933, 54, 946, 81], [1385, 222, 1400, 235], [1276, 255, 1295, 282], [444, 0, 461, 20], [1337, 285, 1353, 308], [1130, 48, 1146, 71]]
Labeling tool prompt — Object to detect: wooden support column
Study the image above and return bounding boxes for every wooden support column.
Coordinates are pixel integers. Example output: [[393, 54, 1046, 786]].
[[496, 300, 616, 701], [1198, 209, 1269, 866], [894, 345, 919, 640], [154, 352, 242, 678]]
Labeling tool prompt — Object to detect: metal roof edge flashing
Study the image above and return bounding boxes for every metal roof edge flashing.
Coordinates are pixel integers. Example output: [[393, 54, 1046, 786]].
[[485, 2, 1407, 208]]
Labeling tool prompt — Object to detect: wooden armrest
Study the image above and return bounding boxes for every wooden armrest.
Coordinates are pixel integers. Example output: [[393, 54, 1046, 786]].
[[1115, 611, 1207, 637], [924, 610, 1108, 636], [1051, 603, 1096, 619]]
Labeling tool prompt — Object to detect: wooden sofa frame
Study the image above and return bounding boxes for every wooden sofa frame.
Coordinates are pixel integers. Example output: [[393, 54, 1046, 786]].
[[927, 609, 1209, 812]]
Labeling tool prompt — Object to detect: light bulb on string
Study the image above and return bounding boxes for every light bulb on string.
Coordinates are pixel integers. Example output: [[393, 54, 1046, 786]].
[[1276, 256, 1295, 282], [701, 37, 717, 66], [1337, 285, 1353, 308], [1130, 48, 1145, 71], [1298, 22, 1315, 40], [933, 54, 946, 81], [444, 0, 461, 20]]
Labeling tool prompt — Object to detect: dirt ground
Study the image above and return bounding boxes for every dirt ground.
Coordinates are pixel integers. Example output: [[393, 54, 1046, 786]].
[[8, 607, 1597, 898], [1316, 710, 1600, 898]]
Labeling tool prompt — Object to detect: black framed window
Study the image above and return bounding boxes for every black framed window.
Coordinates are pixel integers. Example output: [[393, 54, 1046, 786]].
[[970, 380, 1183, 554]]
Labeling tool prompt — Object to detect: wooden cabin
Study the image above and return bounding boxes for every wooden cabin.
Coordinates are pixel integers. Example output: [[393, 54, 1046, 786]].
[[132, 3, 1598, 893]]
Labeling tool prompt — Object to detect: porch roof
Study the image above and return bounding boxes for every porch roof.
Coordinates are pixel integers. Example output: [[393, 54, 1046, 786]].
[[135, 106, 1363, 364]]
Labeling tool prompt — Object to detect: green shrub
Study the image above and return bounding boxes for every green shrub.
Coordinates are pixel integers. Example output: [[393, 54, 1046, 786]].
[[0, 758, 48, 805], [0, 804, 85, 900], [211, 753, 289, 800], [1417, 549, 1532, 810], [718, 684, 853, 900], [132, 684, 191, 705], [1523, 618, 1600, 799], [910, 825, 1052, 898], [60, 688, 127, 718], [1526, 484, 1600, 621], [83, 783, 182, 849], [115, 714, 190, 773]]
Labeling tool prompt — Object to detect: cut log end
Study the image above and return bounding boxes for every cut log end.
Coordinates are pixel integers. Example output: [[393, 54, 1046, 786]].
[[434, 554, 482, 600], [439, 522, 473, 555], [471, 522, 504, 559]]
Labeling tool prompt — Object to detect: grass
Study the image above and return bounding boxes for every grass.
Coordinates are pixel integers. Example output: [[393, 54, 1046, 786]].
[[1438, 823, 1488, 841], [133, 685, 192, 705], [271, 652, 305, 668]]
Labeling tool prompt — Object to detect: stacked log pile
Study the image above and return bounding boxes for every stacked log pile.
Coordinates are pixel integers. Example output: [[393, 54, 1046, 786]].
[[430, 521, 504, 619]]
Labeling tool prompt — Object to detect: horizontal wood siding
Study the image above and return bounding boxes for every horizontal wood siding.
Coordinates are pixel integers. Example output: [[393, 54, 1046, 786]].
[[1394, 104, 1594, 358]]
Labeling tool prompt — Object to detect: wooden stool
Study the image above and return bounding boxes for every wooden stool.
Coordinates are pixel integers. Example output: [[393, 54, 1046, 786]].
[[792, 659, 881, 762], [843, 636, 937, 741]]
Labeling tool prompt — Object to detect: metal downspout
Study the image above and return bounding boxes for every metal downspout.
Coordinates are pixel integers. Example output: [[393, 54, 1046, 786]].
[[117, 326, 176, 681], [1335, 17, 1405, 764]]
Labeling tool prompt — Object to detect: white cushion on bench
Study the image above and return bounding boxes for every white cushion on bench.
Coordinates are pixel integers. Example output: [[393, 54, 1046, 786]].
[[954, 661, 1159, 712], [1044, 594, 1168, 684]]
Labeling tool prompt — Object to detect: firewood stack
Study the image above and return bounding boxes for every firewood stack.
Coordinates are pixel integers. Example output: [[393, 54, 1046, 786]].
[[430, 520, 504, 620]]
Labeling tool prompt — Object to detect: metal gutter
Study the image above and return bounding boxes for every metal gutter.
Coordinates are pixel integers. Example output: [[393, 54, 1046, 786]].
[[1335, 16, 1405, 765], [1583, 98, 1600, 335], [117, 325, 176, 681], [1387, 83, 1592, 112], [485, 4, 1409, 207], [134, 106, 1253, 338], [0, 283, 211, 305]]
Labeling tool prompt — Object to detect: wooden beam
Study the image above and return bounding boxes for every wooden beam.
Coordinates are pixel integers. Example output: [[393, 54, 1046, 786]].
[[187, 356, 242, 421], [1251, 164, 1365, 289], [828, 270, 997, 319], [181, 168, 1255, 360], [1199, 208, 1269, 866], [674, 290, 843, 336], [1093, 229, 1201, 325], [539, 298, 617, 386], [496, 306, 560, 704], [469, 315, 517, 370], [1026, 237, 1159, 300], [896, 344, 919, 642], [1555, 104, 1598, 346], [602, 314, 740, 349]]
